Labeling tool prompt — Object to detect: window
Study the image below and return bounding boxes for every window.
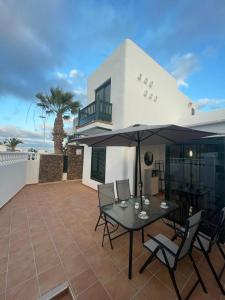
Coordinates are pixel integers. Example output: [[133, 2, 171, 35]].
[[95, 79, 111, 102], [91, 147, 106, 183]]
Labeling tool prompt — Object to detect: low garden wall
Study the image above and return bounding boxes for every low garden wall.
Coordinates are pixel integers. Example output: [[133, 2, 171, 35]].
[[67, 145, 84, 180], [0, 152, 40, 208], [39, 154, 63, 183]]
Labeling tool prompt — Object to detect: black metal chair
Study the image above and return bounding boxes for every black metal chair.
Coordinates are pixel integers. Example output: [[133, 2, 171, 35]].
[[95, 183, 119, 249], [139, 211, 207, 300], [116, 179, 132, 201], [193, 207, 225, 294]]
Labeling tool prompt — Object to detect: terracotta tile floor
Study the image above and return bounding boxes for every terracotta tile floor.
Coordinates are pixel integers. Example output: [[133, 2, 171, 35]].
[[0, 181, 224, 300]]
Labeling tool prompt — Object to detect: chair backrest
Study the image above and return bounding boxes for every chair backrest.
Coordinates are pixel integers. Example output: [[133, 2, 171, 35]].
[[177, 210, 202, 260], [116, 179, 131, 201], [200, 207, 225, 245], [98, 183, 115, 207]]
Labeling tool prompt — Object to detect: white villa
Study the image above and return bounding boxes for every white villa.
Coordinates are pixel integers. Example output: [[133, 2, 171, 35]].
[[73, 39, 225, 193]]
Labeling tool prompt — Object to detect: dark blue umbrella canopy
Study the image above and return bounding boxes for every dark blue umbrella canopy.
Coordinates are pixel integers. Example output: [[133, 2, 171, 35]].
[[75, 124, 215, 204], [75, 124, 214, 147]]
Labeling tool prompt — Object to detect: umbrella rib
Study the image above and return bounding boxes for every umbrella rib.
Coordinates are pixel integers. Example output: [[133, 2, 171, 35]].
[[90, 134, 119, 146], [140, 128, 177, 144], [140, 129, 161, 142], [118, 133, 137, 146], [166, 127, 211, 135], [154, 132, 177, 143]]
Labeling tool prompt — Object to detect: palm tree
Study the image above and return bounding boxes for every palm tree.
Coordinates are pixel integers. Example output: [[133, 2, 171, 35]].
[[4, 138, 23, 151], [36, 87, 80, 154]]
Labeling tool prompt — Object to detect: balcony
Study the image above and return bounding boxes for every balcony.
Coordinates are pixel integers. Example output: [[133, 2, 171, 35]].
[[78, 100, 112, 127]]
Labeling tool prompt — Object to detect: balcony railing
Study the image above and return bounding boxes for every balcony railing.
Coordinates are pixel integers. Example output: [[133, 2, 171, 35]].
[[78, 100, 112, 127]]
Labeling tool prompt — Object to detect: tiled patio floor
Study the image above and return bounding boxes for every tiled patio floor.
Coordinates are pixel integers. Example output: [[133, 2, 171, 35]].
[[0, 181, 224, 300]]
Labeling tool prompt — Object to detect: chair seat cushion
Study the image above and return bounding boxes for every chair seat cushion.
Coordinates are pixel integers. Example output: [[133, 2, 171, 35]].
[[144, 234, 178, 268], [194, 232, 210, 252]]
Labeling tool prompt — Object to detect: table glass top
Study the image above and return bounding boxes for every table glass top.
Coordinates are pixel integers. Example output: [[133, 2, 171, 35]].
[[101, 196, 178, 230]]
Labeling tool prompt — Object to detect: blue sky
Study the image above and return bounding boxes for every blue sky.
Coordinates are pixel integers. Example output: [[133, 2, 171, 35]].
[[0, 0, 225, 150]]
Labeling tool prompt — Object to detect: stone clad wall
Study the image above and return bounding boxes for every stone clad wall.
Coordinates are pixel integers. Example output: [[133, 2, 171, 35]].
[[39, 154, 63, 183], [67, 145, 84, 180]]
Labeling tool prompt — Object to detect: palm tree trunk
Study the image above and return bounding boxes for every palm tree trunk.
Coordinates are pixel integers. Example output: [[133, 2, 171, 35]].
[[53, 113, 64, 154]]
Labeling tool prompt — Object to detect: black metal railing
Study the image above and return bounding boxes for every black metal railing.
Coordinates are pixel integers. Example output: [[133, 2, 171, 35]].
[[78, 100, 112, 127]]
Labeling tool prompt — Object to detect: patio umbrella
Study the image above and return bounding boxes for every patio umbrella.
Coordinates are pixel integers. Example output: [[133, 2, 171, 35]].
[[75, 124, 214, 205]]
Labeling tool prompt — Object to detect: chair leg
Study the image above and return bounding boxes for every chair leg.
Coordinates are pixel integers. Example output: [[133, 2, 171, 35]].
[[216, 243, 225, 280], [189, 253, 207, 293], [102, 223, 106, 247], [105, 221, 113, 250], [95, 215, 101, 231], [139, 251, 156, 274], [167, 267, 182, 300], [217, 242, 225, 259], [203, 250, 225, 294]]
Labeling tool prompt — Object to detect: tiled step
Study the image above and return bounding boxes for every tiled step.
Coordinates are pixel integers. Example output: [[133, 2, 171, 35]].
[[38, 281, 75, 300]]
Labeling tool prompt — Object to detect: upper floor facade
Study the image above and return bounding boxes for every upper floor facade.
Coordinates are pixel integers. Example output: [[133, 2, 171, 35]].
[[76, 39, 194, 135]]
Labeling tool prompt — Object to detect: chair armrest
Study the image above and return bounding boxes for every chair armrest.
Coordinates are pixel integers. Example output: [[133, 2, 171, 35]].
[[175, 226, 185, 234], [198, 232, 211, 241], [147, 234, 177, 256]]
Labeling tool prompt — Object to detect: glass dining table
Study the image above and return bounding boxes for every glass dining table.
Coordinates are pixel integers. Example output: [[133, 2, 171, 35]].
[[101, 196, 178, 279]]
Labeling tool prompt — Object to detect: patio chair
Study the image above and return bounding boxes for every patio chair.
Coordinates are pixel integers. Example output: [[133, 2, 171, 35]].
[[95, 183, 119, 249], [193, 207, 225, 294], [139, 211, 207, 300], [116, 179, 132, 201]]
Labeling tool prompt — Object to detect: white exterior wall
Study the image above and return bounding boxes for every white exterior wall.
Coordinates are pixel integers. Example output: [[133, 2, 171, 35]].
[[0, 153, 40, 208], [122, 40, 191, 126], [81, 39, 196, 190], [178, 108, 225, 135], [0, 161, 27, 208], [83, 40, 130, 189], [26, 157, 40, 184], [87, 42, 126, 129], [190, 123, 225, 134]]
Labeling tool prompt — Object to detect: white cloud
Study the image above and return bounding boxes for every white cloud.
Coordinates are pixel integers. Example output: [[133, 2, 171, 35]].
[[168, 53, 200, 88], [0, 125, 54, 151], [176, 79, 189, 88], [54, 68, 80, 81], [69, 69, 78, 78], [73, 88, 87, 96], [194, 98, 225, 110], [55, 71, 67, 80], [0, 125, 42, 139]]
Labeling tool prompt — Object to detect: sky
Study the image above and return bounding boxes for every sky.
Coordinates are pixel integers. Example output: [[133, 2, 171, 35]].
[[0, 0, 225, 150]]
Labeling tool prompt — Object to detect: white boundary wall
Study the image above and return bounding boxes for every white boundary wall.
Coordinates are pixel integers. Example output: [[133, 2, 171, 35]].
[[0, 153, 40, 208]]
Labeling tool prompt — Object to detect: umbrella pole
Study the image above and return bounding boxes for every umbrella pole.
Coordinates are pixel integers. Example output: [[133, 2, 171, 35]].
[[137, 138, 143, 208], [134, 146, 138, 197]]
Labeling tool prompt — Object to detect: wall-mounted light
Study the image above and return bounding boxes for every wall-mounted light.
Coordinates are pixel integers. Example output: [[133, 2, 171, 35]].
[[189, 149, 193, 157]]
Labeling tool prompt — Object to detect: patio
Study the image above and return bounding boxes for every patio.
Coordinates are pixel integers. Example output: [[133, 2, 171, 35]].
[[0, 181, 224, 300]]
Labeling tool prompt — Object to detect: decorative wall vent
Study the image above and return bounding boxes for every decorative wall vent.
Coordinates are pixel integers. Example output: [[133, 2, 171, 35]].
[[137, 73, 158, 103]]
